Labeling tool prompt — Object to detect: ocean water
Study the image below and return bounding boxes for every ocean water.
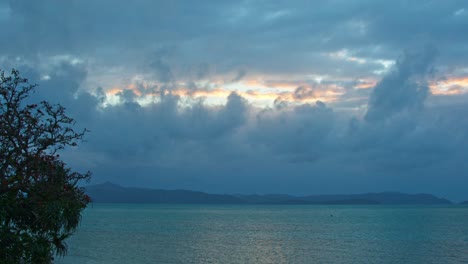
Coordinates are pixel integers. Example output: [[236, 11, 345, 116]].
[[56, 204, 468, 264]]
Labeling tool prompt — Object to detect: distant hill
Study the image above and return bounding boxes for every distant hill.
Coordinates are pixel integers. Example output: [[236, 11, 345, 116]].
[[461, 201, 468, 205], [298, 192, 452, 205], [85, 182, 244, 204], [85, 182, 452, 205]]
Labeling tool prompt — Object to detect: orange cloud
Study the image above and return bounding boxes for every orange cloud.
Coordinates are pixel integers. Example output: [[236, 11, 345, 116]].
[[436, 77, 468, 87], [172, 88, 230, 98], [430, 76, 468, 95], [103, 77, 346, 107], [354, 79, 377, 89], [106, 84, 143, 97]]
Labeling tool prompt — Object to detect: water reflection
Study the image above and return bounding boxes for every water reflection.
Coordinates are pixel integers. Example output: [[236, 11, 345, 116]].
[[57, 205, 468, 264]]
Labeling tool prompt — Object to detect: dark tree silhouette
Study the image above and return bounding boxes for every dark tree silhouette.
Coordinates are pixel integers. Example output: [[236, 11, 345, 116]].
[[0, 69, 91, 263]]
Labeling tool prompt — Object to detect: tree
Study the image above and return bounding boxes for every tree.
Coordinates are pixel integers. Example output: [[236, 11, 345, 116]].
[[0, 69, 91, 263]]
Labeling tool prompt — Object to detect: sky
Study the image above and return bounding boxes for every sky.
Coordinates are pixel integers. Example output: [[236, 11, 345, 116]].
[[1, 0, 468, 200]]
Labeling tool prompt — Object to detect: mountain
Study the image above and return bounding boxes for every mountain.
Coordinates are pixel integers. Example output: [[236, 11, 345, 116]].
[[85, 182, 245, 204], [233, 194, 296, 204], [298, 192, 452, 205], [461, 201, 468, 205], [85, 182, 452, 205]]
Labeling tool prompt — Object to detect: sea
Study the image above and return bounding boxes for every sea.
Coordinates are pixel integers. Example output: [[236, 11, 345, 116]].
[[55, 204, 468, 264]]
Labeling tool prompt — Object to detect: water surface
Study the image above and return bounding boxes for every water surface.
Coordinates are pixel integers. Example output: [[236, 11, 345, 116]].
[[56, 204, 468, 264]]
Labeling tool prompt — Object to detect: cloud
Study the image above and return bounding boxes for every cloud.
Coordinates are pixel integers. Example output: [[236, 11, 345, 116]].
[[1, 1, 468, 200], [231, 69, 247, 82], [147, 46, 176, 83], [6, 55, 465, 201], [293, 86, 317, 100], [2, 0, 466, 79], [365, 47, 436, 122], [248, 101, 335, 162]]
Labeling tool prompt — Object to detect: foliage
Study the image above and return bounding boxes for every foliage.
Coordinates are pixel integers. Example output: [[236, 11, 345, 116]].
[[0, 69, 91, 263]]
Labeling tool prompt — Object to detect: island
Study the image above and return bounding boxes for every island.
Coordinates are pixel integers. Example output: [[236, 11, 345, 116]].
[[85, 182, 453, 205]]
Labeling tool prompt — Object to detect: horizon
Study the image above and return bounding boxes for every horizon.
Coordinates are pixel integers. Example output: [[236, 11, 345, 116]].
[[87, 181, 465, 203], [2, 1, 468, 201]]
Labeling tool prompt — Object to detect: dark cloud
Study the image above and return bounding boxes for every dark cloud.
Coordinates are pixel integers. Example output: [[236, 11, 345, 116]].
[[365, 47, 436, 122], [249, 101, 334, 161], [2, 0, 466, 78], [11, 57, 465, 201], [147, 46, 176, 83], [293, 86, 317, 100], [1, 1, 468, 200], [231, 69, 247, 82]]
